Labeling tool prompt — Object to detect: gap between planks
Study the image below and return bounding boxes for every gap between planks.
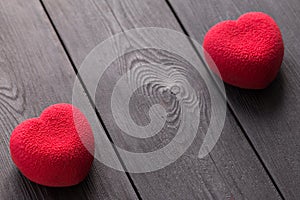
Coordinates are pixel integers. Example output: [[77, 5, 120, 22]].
[[38, 0, 143, 199]]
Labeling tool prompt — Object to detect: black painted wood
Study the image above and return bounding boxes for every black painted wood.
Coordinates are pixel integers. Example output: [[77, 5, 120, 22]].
[[41, 0, 282, 199], [168, 0, 300, 199], [0, 0, 138, 199]]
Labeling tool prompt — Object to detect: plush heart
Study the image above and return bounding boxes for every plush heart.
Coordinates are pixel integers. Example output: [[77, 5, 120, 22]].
[[10, 103, 94, 187], [203, 12, 284, 89]]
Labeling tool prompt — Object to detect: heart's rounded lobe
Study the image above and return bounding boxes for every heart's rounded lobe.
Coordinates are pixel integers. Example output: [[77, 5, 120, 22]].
[[10, 103, 94, 187], [203, 12, 284, 89]]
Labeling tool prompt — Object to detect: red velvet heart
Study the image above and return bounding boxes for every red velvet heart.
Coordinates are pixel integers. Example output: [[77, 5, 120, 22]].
[[203, 12, 284, 89], [10, 103, 94, 187]]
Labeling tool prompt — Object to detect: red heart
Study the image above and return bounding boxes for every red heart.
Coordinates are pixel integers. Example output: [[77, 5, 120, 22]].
[[203, 12, 284, 89], [10, 104, 94, 187]]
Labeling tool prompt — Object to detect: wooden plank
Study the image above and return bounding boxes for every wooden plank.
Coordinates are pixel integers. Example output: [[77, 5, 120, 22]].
[[0, 0, 139, 199], [41, 0, 282, 199], [168, 0, 300, 198]]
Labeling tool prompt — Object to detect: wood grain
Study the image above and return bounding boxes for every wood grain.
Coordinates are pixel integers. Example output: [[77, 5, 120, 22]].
[[0, 0, 138, 199], [168, 0, 300, 198], [41, 0, 282, 199]]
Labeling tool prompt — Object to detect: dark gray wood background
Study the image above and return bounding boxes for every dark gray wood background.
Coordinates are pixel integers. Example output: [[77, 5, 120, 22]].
[[0, 0, 298, 199]]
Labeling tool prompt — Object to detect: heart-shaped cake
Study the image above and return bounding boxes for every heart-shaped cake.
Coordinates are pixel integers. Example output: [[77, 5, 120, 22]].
[[10, 103, 94, 187], [203, 12, 284, 89]]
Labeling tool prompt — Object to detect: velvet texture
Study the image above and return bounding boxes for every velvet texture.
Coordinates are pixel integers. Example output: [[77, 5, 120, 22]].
[[10, 104, 94, 187], [203, 12, 284, 89]]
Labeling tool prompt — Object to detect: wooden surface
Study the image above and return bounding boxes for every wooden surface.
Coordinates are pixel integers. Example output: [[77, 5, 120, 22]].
[[41, 0, 281, 199], [0, 0, 299, 199]]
